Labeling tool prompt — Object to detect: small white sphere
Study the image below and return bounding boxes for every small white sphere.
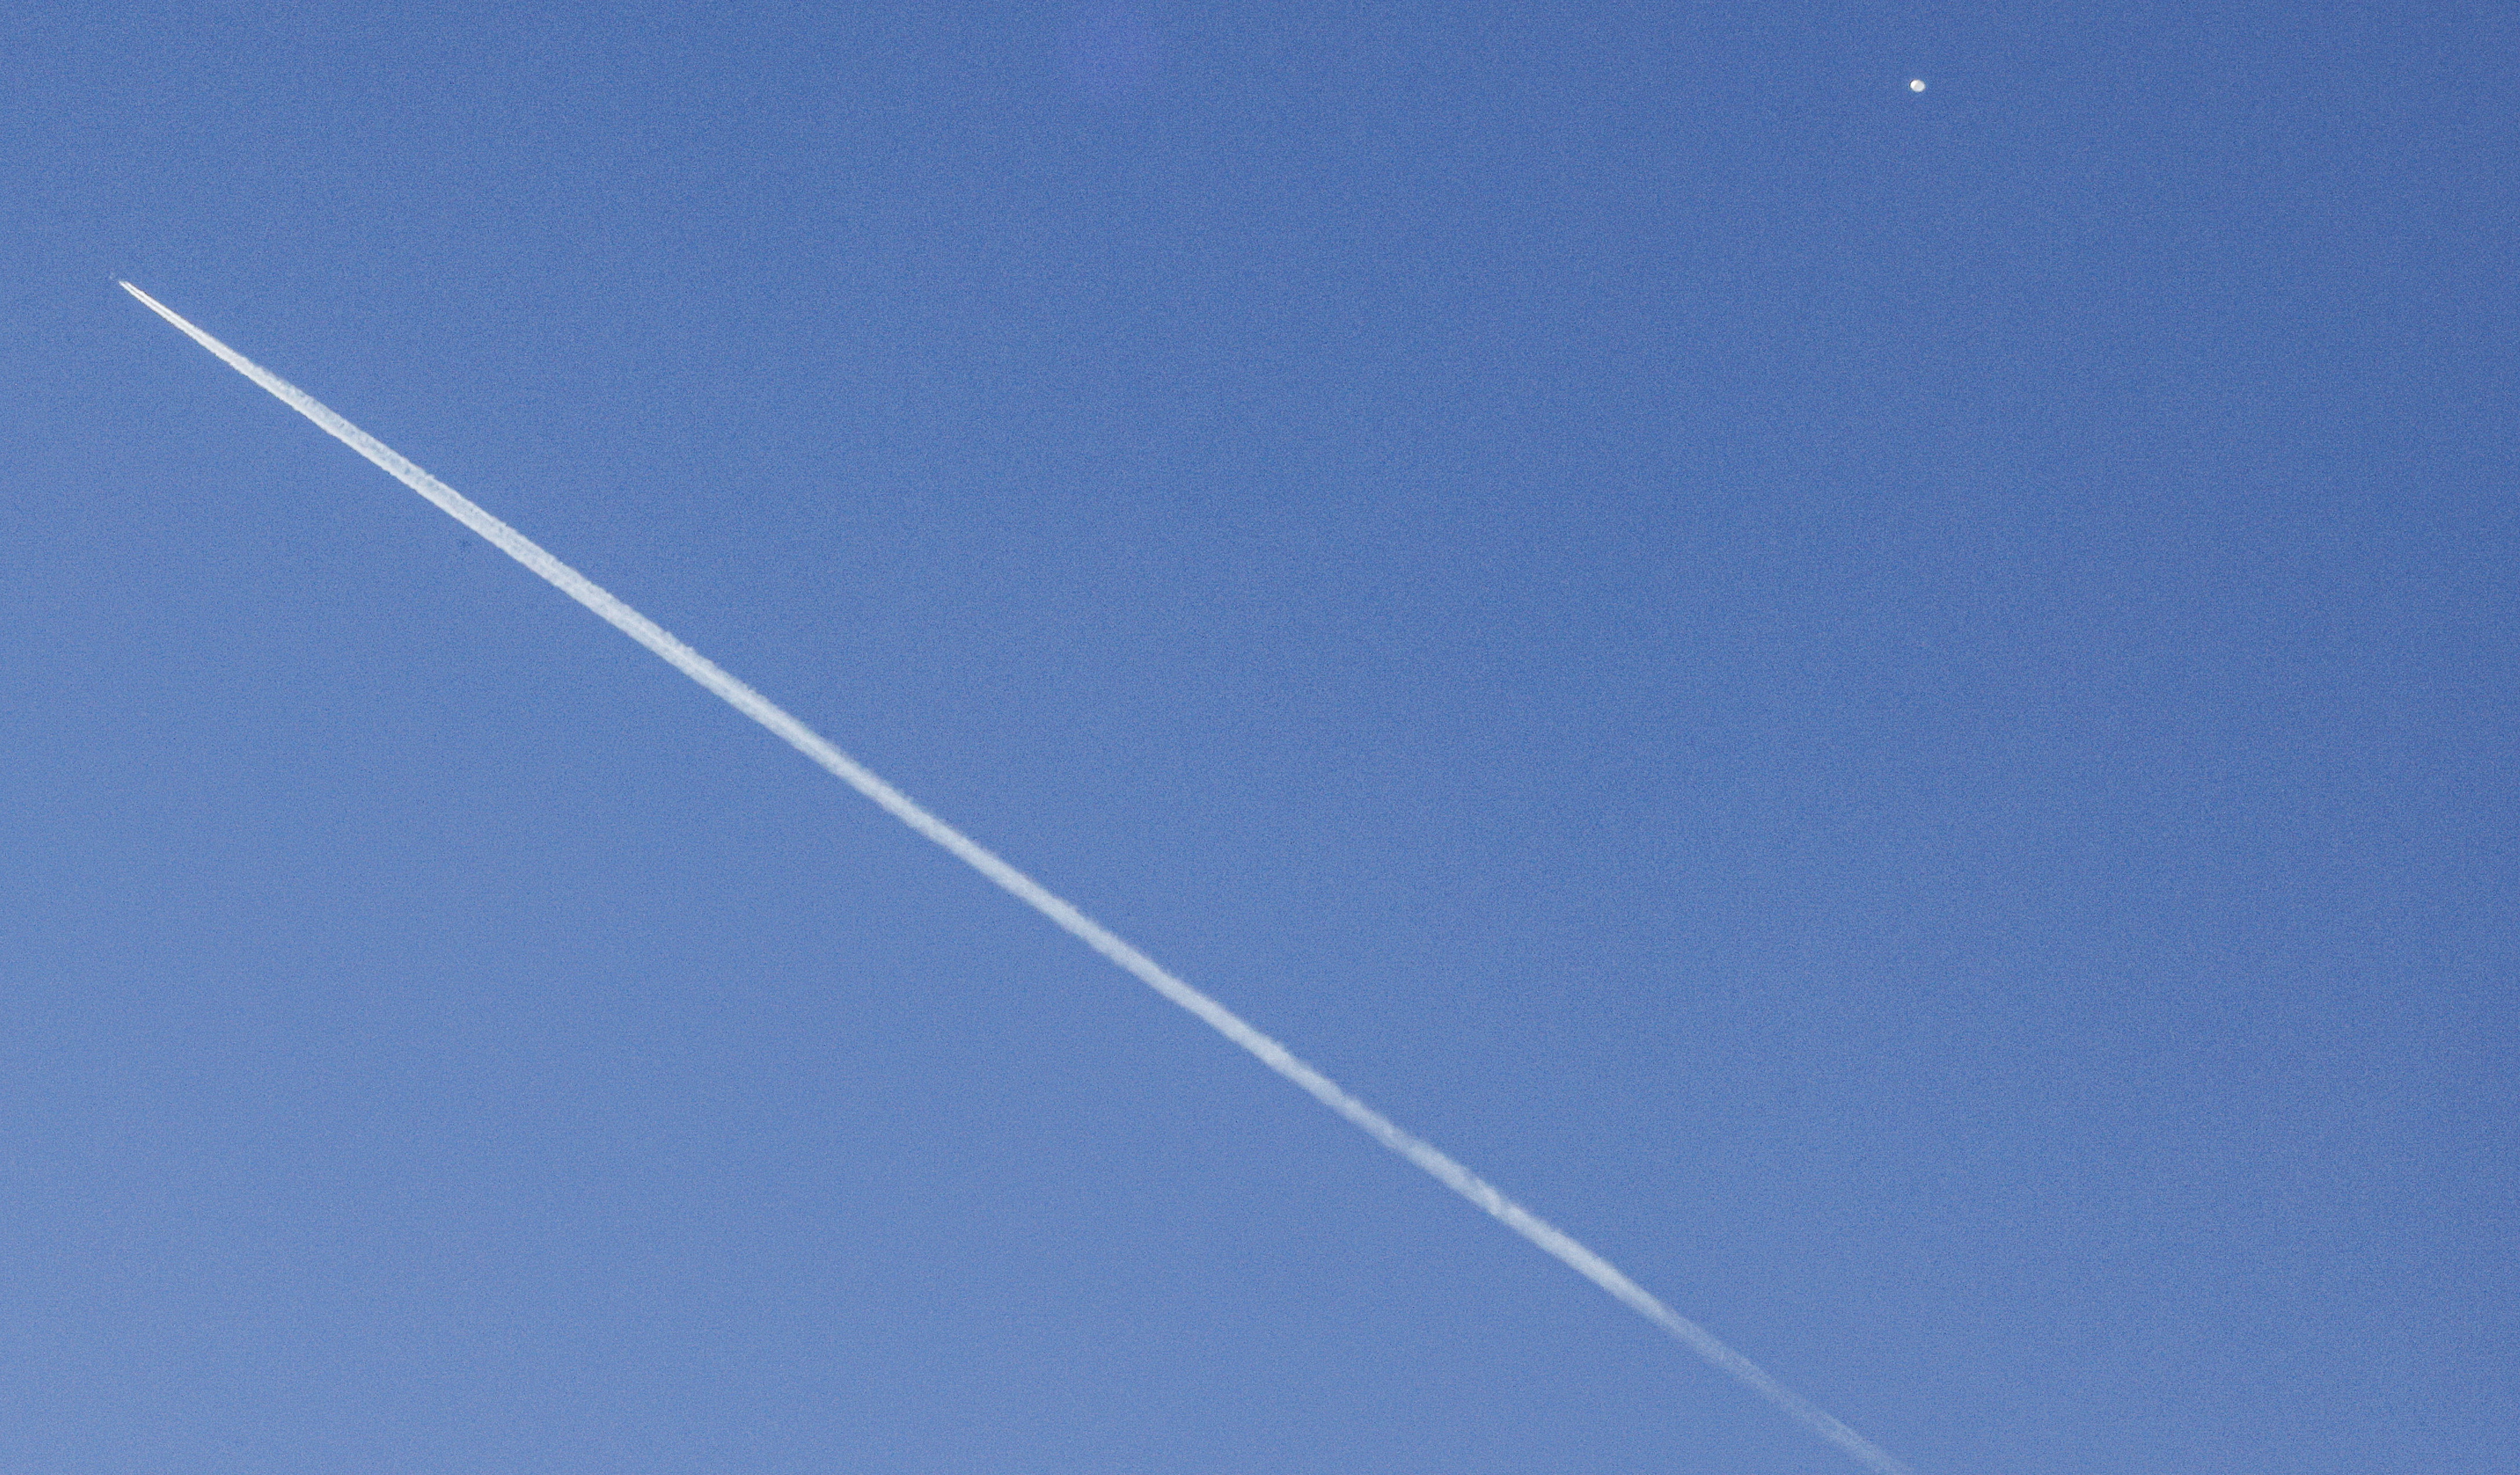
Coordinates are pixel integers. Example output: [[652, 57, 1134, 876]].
[[1909, 78, 1926, 92]]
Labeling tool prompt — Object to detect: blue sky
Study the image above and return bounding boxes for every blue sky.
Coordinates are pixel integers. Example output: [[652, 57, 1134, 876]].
[[5, 3, 2514, 1472]]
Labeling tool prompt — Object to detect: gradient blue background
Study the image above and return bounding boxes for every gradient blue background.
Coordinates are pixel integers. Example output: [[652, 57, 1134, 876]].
[[5, 3, 2514, 1471]]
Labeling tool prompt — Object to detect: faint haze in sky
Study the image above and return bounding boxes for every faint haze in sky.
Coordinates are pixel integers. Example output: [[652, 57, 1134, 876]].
[[1059, 5, 1164, 101]]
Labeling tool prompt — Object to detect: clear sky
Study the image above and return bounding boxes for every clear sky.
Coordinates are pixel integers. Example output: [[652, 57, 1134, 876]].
[[5, 3, 2514, 1473]]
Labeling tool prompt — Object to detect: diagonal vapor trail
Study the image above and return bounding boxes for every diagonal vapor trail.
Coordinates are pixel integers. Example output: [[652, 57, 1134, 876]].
[[121, 279, 1913, 1475]]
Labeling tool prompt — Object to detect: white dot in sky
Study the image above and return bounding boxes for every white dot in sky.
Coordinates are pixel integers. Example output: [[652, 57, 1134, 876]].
[[1910, 78, 1926, 91]]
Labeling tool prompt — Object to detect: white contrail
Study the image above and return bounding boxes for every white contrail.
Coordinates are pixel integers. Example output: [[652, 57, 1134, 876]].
[[121, 279, 1913, 1475]]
